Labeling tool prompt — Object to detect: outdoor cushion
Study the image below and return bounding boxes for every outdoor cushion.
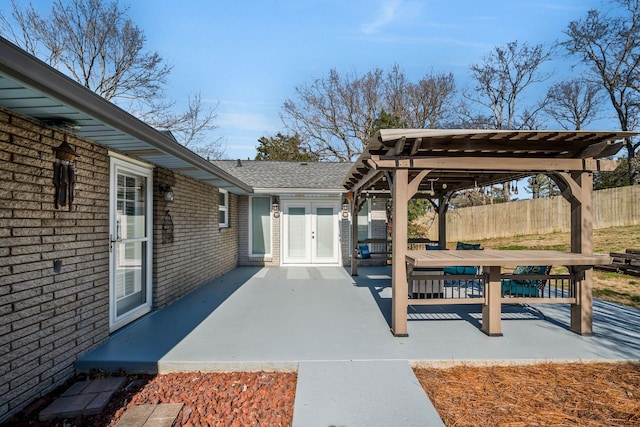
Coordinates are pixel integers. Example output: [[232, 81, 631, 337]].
[[456, 242, 482, 250], [501, 265, 551, 297], [358, 244, 371, 259], [443, 266, 478, 275], [443, 242, 482, 277], [426, 244, 442, 250]]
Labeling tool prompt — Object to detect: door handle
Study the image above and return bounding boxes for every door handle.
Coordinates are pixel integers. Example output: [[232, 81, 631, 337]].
[[109, 233, 122, 253]]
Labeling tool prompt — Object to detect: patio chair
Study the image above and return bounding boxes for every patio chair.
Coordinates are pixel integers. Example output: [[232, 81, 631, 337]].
[[501, 265, 552, 297], [357, 244, 371, 259]]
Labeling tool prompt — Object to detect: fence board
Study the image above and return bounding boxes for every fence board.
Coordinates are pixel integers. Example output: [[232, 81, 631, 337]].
[[424, 185, 640, 241]]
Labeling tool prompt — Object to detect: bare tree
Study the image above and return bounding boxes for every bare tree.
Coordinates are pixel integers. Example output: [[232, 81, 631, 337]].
[[561, 0, 640, 184], [543, 79, 603, 130], [281, 68, 383, 162], [281, 66, 457, 161], [152, 92, 223, 158], [464, 40, 552, 130], [405, 73, 457, 129], [1, 0, 222, 153], [463, 40, 551, 202]]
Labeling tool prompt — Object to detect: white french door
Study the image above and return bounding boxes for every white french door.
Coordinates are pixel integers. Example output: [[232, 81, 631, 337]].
[[282, 201, 340, 265], [109, 156, 153, 331]]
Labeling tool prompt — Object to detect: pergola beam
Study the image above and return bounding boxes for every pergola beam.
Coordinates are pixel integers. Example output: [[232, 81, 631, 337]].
[[368, 155, 618, 173], [347, 168, 385, 194]]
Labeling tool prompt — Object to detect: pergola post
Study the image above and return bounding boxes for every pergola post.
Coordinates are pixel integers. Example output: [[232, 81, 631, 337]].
[[391, 169, 409, 336], [437, 199, 447, 249], [569, 171, 594, 335], [554, 171, 595, 335], [350, 193, 359, 276]]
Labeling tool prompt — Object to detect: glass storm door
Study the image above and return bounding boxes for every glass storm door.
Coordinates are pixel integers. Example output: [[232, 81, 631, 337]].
[[109, 157, 153, 331], [282, 201, 339, 264]]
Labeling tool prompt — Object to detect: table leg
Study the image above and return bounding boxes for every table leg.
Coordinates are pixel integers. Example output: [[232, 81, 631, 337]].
[[482, 266, 503, 337], [571, 268, 594, 336]]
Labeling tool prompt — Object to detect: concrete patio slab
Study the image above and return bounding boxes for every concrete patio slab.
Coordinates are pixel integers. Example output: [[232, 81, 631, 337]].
[[76, 266, 640, 424], [77, 266, 640, 373]]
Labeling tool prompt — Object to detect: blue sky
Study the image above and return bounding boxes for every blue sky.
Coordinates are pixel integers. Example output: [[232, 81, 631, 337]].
[[124, 0, 605, 160]]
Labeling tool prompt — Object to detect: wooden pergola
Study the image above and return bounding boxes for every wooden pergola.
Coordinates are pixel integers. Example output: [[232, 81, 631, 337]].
[[342, 129, 636, 337]]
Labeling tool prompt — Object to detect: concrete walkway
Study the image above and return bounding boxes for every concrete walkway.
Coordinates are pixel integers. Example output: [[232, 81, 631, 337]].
[[293, 360, 443, 427], [77, 266, 640, 425]]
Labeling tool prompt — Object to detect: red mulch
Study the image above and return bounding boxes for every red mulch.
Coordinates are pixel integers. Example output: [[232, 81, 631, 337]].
[[5, 371, 297, 427]]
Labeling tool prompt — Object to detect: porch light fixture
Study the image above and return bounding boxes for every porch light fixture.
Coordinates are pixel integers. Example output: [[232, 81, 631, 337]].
[[272, 201, 280, 218], [159, 184, 174, 203], [427, 178, 438, 197], [53, 141, 79, 211], [342, 199, 350, 219]]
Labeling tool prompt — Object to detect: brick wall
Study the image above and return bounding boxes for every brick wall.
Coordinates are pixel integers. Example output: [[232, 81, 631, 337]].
[[0, 107, 241, 422], [341, 215, 351, 266], [154, 168, 239, 307], [0, 108, 111, 421]]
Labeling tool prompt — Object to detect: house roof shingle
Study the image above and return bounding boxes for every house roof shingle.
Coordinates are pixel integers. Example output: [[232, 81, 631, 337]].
[[210, 160, 352, 193]]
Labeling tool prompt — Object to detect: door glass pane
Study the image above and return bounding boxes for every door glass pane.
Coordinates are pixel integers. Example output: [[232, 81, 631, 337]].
[[251, 197, 271, 254], [115, 241, 146, 316], [116, 172, 146, 239], [288, 207, 306, 258], [316, 207, 334, 258], [114, 167, 148, 320]]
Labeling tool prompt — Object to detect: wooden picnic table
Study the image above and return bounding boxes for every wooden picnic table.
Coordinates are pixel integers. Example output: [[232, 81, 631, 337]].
[[404, 249, 611, 336]]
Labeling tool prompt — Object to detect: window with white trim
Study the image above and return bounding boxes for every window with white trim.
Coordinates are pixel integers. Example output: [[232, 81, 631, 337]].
[[218, 189, 228, 228], [249, 196, 271, 256]]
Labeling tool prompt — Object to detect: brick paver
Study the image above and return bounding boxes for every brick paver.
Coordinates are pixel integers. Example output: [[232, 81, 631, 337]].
[[115, 403, 184, 427], [39, 377, 127, 421]]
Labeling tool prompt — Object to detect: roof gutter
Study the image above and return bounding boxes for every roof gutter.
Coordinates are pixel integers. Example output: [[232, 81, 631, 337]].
[[253, 188, 345, 195], [0, 37, 253, 194]]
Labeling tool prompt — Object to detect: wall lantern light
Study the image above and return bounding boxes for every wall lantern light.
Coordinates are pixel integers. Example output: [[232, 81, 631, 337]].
[[53, 141, 79, 211], [272, 201, 280, 218], [159, 184, 174, 203], [342, 199, 350, 219]]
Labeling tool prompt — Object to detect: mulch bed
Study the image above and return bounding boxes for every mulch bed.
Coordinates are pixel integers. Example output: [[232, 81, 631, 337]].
[[414, 362, 640, 426], [7, 363, 640, 426], [5, 371, 297, 427]]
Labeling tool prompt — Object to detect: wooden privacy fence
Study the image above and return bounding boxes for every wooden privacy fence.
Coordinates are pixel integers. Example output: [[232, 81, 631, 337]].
[[424, 185, 640, 241]]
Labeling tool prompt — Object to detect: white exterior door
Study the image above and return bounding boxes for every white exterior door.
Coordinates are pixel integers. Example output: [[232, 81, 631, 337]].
[[109, 156, 153, 331], [282, 201, 340, 265]]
